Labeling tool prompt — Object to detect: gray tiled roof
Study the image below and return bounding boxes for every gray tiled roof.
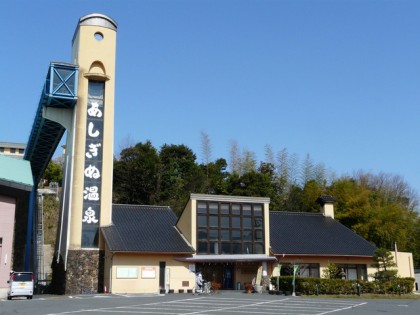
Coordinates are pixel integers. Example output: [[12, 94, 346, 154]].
[[101, 204, 194, 254], [269, 211, 377, 257], [316, 195, 337, 205]]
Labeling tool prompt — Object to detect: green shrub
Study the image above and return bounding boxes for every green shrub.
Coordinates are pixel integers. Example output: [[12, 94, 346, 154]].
[[270, 276, 415, 295]]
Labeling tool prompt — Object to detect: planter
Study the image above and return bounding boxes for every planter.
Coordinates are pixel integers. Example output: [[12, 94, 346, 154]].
[[168, 289, 174, 294], [276, 290, 283, 295], [178, 289, 184, 293], [187, 289, 193, 294], [284, 291, 291, 296], [244, 283, 253, 293], [254, 285, 263, 294], [159, 289, 166, 294], [269, 290, 275, 295]]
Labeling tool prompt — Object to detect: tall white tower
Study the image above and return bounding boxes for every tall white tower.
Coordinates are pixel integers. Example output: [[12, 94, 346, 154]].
[[55, 13, 117, 294]]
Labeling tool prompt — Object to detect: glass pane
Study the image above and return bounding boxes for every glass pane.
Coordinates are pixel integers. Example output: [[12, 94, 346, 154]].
[[254, 218, 263, 228], [197, 215, 207, 227], [209, 229, 218, 240], [221, 216, 229, 228], [232, 243, 242, 254], [197, 229, 207, 240], [209, 202, 218, 214], [209, 242, 219, 254], [232, 204, 241, 215], [197, 202, 207, 214], [221, 229, 229, 241], [310, 264, 320, 278], [197, 242, 208, 254], [243, 230, 253, 241], [221, 203, 229, 214], [300, 267, 310, 277], [255, 229, 263, 241], [232, 230, 241, 241], [209, 216, 218, 227], [232, 217, 240, 228], [253, 204, 262, 216], [254, 243, 264, 254], [244, 243, 253, 254], [221, 242, 231, 254], [243, 204, 251, 215], [14, 273, 33, 282], [243, 217, 252, 228], [358, 265, 367, 280]]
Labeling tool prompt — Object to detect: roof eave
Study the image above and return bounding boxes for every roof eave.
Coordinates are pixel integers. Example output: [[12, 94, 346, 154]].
[[272, 253, 374, 258], [108, 250, 195, 255]]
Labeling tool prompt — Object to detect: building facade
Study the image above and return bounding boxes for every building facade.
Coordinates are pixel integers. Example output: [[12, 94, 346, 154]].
[[0, 142, 25, 159], [0, 155, 33, 298], [101, 193, 415, 294]]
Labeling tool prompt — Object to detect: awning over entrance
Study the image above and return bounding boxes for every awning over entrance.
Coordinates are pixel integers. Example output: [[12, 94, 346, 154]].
[[176, 254, 277, 263]]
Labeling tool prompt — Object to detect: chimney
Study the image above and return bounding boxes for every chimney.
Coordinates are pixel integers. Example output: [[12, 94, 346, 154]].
[[316, 195, 336, 219]]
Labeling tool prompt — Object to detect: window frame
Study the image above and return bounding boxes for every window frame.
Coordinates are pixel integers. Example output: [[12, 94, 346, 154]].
[[196, 201, 265, 255]]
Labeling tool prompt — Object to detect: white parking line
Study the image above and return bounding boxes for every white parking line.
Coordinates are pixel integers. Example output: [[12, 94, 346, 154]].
[[318, 302, 368, 315], [45, 296, 368, 315]]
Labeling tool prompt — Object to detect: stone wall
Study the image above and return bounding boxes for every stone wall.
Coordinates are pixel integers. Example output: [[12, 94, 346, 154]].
[[65, 249, 104, 294]]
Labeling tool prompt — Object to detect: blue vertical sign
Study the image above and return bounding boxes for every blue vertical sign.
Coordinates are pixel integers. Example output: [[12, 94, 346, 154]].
[[81, 81, 104, 248]]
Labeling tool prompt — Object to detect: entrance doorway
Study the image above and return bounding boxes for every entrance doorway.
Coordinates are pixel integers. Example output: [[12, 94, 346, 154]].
[[159, 261, 165, 291], [196, 263, 235, 290]]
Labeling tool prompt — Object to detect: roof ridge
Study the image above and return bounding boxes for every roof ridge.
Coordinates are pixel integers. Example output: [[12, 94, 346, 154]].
[[112, 204, 170, 209], [269, 211, 322, 216]]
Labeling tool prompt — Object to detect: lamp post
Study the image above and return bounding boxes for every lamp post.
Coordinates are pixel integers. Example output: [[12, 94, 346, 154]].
[[292, 264, 299, 297]]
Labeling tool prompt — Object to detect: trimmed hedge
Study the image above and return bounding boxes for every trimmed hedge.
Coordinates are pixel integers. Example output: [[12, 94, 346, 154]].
[[270, 276, 415, 295]]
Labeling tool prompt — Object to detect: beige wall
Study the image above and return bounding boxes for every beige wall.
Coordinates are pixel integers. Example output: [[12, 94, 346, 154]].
[[176, 198, 194, 246], [107, 253, 195, 294], [272, 256, 375, 281], [392, 251, 415, 279]]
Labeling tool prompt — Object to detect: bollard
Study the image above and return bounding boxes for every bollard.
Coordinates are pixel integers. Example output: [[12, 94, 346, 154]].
[[315, 284, 319, 296], [357, 283, 360, 296]]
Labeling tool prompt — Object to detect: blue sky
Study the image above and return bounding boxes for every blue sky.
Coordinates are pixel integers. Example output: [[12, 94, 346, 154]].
[[1, 0, 419, 195]]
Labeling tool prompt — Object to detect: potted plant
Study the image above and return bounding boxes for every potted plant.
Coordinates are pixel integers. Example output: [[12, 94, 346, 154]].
[[211, 281, 221, 293], [244, 283, 253, 293]]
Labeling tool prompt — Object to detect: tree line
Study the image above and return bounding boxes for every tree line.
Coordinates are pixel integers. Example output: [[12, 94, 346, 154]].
[[44, 137, 420, 268]]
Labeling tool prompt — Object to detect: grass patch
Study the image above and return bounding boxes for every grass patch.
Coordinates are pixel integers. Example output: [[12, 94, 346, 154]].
[[304, 293, 420, 300]]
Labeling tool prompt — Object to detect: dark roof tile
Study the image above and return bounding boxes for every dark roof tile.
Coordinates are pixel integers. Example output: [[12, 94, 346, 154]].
[[101, 204, 194, 253], [269, 211, 377, 256]]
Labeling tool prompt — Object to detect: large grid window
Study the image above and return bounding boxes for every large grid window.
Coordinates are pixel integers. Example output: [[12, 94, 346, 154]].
[[196, 201, 265, 255], [280, 263, 320, 278]]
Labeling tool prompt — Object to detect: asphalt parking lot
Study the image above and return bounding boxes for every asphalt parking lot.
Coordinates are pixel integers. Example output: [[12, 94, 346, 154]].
[[1, 292, 419, 315]]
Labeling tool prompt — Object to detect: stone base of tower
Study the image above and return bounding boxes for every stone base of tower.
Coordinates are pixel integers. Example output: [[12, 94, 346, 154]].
[[64, 249, 105, 294]]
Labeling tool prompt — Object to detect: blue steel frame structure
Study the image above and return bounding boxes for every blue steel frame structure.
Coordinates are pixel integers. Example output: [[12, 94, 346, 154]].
[[23, 62, 78, 271]]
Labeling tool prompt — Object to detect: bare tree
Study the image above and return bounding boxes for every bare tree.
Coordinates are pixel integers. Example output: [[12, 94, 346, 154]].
[[241, 148, 257, 174], [288, 153, 300, 186], [264, 144, 275, 166], [229, 140, 241, 175], [301, 153, 314, 186], [276, 147, 289, 184], [200, 130, 212, 164]]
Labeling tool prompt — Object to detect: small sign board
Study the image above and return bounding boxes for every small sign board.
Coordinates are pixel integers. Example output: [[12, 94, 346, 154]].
[[141, 267, 156, 279]]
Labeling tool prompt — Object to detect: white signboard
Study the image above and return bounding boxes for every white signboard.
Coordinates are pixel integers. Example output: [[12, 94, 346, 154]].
[[141, 267, 156, 279]]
